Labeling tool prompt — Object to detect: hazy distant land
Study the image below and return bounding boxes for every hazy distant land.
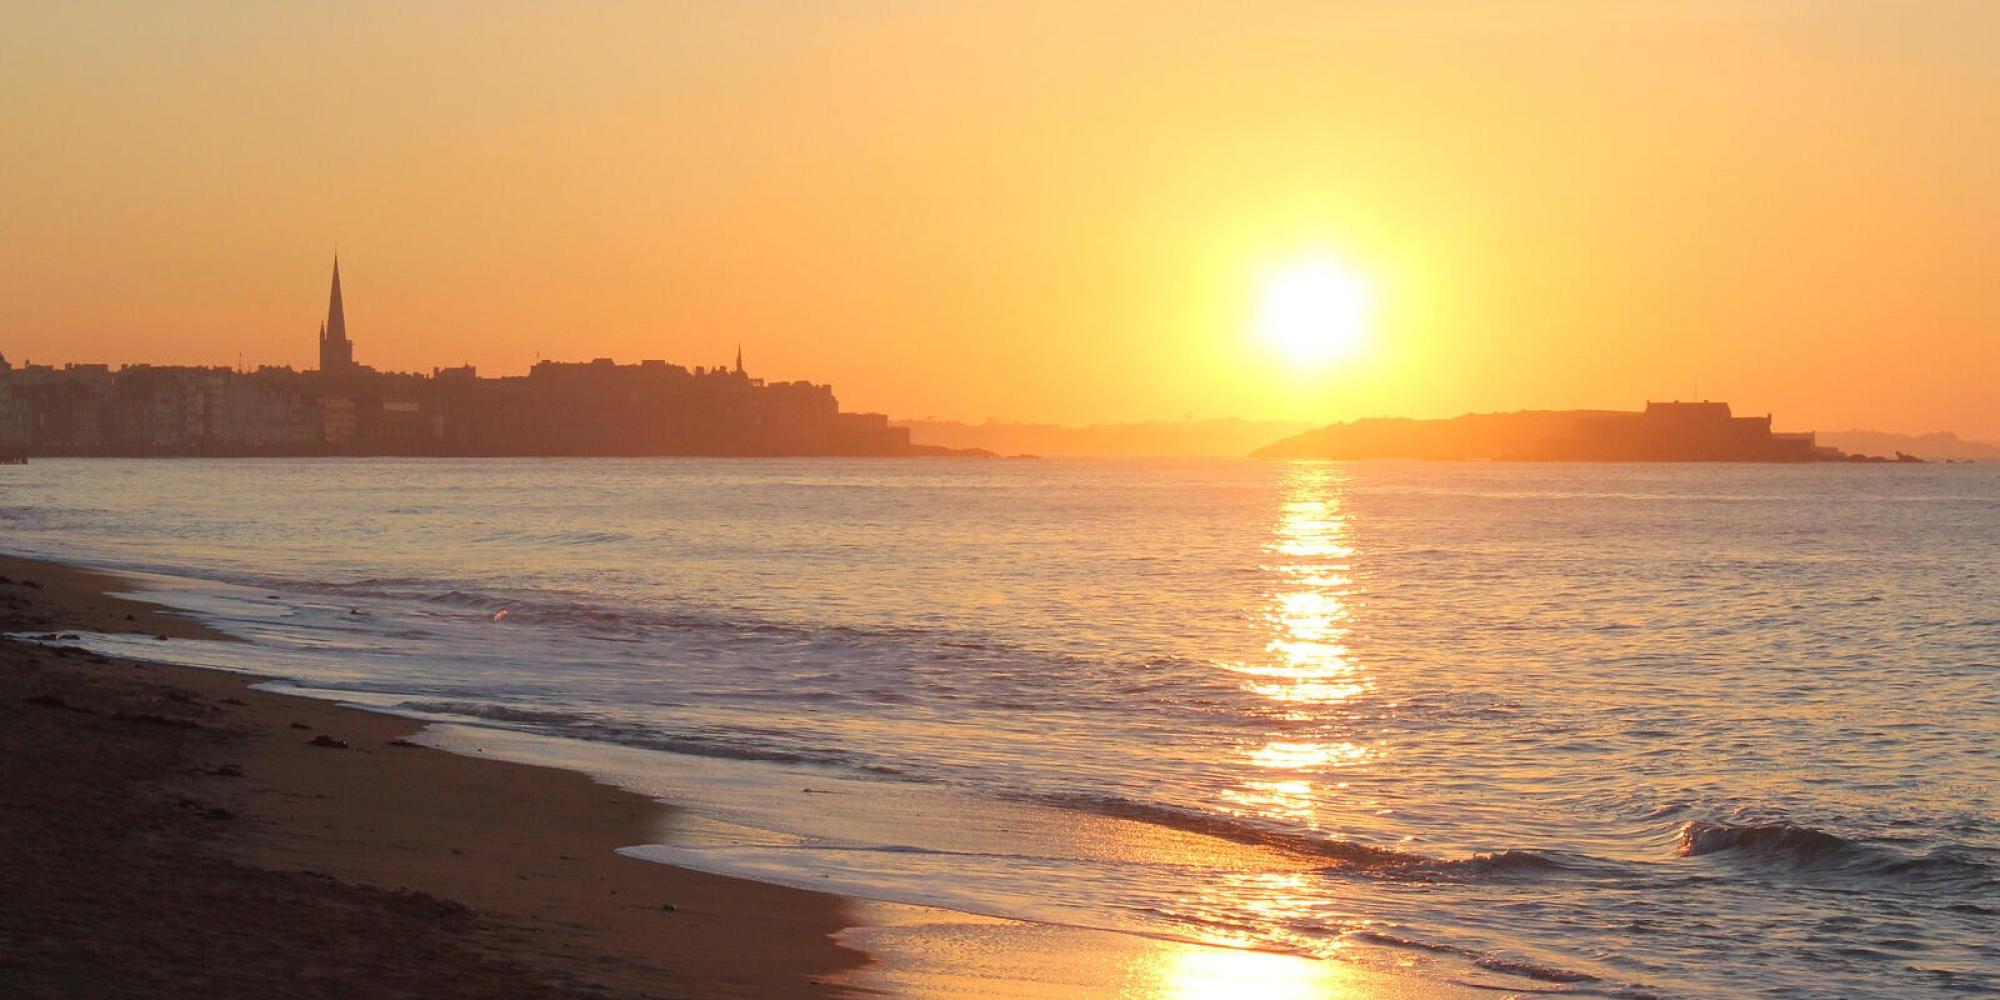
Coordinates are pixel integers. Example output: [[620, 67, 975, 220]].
[[1254, 403, 1987, 463], [896, 418, 1310, 458], [904, 411, 1993, 462], [1815, 430, 2000, 462]]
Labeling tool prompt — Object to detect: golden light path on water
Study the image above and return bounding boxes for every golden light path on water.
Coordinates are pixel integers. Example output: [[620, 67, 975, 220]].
[[842, 902, 1459, 1000], [1219, 464, 1376, 837], [839, 465, 1453, 998], [1135, 940, 1396, 1000], [1121, 464, 1394, 990]]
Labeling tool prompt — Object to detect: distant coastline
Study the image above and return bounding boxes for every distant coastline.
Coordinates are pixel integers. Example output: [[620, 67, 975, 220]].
[[1254, 401, 1952, 463], [1816, 430, 2000, 463], [897, 417, 1309, 459], [0, 258, 982, 460]]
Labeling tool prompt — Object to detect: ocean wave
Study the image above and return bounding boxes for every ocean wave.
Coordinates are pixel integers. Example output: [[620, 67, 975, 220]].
[[1423, 849, 1572, 876], [396, 699, 603, 728], [309, 580, 1230, 712], [1024, 791, 1414, 865], [1348, 930, 1610, 991], [277, 574, 1237, 713], [1676, 820, 1998, 886], [465, 528, 636, 547], [1677, 820, 1852, 860], [391, 699, 859, 768], [1021, 792, 1589, 881]]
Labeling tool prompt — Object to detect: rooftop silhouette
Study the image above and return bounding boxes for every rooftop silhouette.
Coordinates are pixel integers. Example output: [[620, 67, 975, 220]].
[[0, 259, 953, 458]]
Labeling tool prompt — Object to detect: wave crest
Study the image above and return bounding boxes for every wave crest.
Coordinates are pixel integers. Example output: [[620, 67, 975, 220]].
[[1677, 821, 1851, 860], [1677, 820, 1998, 887]]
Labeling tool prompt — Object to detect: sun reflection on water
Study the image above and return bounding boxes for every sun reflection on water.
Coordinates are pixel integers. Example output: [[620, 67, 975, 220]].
[[1215, 466, 1378, 832], [1140, 941, 1375, 1000]]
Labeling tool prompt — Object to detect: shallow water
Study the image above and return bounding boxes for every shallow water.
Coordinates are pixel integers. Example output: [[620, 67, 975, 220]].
[[4, 457, 1996, 997]]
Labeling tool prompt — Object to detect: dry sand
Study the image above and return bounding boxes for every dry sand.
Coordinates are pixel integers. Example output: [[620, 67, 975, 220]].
[[0, 554, 864, 999]]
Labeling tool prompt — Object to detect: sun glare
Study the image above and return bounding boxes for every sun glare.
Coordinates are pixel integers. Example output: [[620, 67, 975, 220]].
[[1258, 257, 1373, 366]]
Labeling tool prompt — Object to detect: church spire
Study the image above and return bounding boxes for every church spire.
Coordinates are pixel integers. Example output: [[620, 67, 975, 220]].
[[326, 255, 347, 345], [317, 255, 355, 373], [734, 343, 744, 375]]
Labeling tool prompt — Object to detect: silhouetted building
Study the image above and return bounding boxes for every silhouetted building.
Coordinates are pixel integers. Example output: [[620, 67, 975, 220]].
[[0, 259, 914, 458], [1564, 402, 1820, 461]]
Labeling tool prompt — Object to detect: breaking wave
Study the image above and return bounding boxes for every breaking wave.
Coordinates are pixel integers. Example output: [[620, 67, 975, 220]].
[[391, 698, 864, 769], [1677, 820, 1997, 886], [1677, 820, 1852, 860], [1023, 792, 1587, 880]]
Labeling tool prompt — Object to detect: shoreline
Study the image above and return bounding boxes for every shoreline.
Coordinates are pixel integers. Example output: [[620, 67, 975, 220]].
[[0, 550, 1494, 1000], [0, 553, 865, 999]]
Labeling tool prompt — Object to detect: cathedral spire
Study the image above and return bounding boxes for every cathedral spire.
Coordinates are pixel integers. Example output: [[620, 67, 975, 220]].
[[326, 256, 347, 344], [734, 343, 744, 375], [317, 255, 354, 373]]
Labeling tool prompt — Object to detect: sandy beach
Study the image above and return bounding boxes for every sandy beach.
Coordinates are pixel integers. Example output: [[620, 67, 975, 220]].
[[0, 550, 1505, 1000], [0, 554, 862, 999]]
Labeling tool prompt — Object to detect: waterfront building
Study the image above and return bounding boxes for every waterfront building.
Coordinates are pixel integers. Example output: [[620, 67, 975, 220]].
[[0, 260, 912, 457]]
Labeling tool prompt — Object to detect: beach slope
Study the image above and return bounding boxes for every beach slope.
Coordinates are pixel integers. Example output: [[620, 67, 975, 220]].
[[0, 555, 863, 999]]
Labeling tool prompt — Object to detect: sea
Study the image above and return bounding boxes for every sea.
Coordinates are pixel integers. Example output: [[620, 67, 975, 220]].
[[3, 457, 1995, 998]]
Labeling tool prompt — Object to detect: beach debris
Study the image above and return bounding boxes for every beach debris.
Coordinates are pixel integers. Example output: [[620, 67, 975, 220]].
[[21, 579, 41, 589], [306, 734, 350, 749], [210, 764, 245, 777], [492, 608, 511, 622], [289, 721, 313, 730], [220, 697, 246, 706], [0, 575, 11, 583], [658, 902, 678, 912], [124, 613, 136, 621], [59, 632, 81, 640], [386, 738, 427, 749]]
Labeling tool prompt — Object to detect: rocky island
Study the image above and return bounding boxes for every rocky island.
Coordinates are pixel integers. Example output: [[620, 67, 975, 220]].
[[1255, 401, 1919, 463]]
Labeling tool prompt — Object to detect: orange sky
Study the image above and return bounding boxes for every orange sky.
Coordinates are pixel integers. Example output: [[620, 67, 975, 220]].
[[3, 2, 1994, 437]]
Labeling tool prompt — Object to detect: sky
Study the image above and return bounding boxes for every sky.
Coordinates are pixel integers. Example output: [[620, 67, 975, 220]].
[[3, 1, 1995, 436]]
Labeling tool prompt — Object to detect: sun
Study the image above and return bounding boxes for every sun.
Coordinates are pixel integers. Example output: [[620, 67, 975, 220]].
[[1257, 256, 1373, 366]]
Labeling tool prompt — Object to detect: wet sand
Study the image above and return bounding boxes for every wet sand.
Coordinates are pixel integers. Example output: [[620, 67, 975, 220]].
[[0, 552, 1494, 1000], [836, 903, 1495, 999], [0, 554, 862, 999]]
